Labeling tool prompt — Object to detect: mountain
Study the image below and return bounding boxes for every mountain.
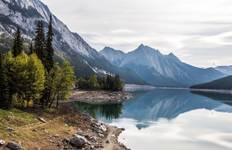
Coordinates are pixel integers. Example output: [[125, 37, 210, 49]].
[[191, 76, 232, 90], [101, 47, 125, 65], [0, 0, 145, 84], [100, 44, 224, 87], [214, 65, 232, 75]]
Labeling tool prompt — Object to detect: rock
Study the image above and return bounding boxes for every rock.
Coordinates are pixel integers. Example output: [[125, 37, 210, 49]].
[[0, 139, 6, 146], [32, 129, 37, 132], [7, 127, 15, 132], [37, 117, 47, 123], [6, 142, 24, 150], [54, 134, 60, 138], [91, 122, 107, 135], [89, 136, 97, 142], [98, 133, 104, 138], [70, 134, 88, 148], [90, 145, 95, 149], [106, 140, 110, 144]]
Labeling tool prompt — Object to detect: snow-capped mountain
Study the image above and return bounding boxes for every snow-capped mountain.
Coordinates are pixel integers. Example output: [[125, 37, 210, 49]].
[[100, 44, 224, 87], [0, 0, 93, 56], [0, 0, 145, 84], [214, 66, 232, 75]]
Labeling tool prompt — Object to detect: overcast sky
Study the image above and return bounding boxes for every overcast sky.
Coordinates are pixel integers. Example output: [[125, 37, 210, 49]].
[[41, 0, 232, 67]]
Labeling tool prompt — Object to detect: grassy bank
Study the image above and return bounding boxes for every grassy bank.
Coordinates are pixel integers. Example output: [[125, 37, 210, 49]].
[[0, 105, 127, 150]]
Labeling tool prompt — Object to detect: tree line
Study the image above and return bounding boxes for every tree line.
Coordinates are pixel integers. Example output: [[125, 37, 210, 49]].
[[77, 74, 124, 91], [0, 15, 75, 109]]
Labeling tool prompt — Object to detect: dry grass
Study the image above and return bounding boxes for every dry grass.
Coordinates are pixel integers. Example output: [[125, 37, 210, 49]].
[[0, 108, 77, 149]]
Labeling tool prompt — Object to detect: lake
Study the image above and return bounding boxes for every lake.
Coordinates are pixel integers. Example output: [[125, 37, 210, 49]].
[[72, 89, 232, 150]]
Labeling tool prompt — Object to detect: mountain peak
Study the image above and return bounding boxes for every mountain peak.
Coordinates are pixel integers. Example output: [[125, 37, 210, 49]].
[[133, 44, 161, 56], [101, 47, 125, 54], [138, 44, 145, 48], [167, 52, 179, 61]]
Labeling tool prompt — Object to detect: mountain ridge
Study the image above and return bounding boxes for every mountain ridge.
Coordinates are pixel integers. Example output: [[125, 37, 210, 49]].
[[100, 45, 225, 87], [191, 76, 232, 90]]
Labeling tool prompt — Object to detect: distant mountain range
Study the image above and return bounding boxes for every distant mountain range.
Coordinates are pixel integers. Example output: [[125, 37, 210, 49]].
[[191, 76, 232, 90], [0, 0, 229, 87], [214, 66, 232, 75], [101, 45, 225, 87]]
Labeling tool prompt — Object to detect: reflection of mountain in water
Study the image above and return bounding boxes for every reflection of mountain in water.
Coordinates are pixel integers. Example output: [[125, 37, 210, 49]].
[[71, 89, 232, 129], [121, 89, 232, 122]]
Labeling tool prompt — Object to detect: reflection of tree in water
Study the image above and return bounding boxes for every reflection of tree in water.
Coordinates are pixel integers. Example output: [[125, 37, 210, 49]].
[[191, 91, 232, 106], [72, 102, 123, 120]]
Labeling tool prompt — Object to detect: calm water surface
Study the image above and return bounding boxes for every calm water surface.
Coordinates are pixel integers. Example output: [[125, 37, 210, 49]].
[[73, 89, 232, 150]]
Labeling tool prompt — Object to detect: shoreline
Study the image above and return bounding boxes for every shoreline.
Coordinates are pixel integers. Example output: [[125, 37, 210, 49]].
[[0, 102, 129, 150], [70, 90, 133, 104]]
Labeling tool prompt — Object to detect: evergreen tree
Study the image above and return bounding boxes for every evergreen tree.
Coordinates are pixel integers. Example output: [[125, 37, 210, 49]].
[[0, 53, 9, 108], [113, 74, 123, 91], [88, 75, 99, 89], [12, 27, 23, 57], [29, 41, 33, 55], [45, 15, 54, 72], [34, 21, 46, 66]]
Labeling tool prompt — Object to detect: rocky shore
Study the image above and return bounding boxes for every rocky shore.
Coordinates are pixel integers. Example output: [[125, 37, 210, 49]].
[[70, 90, 133, 104], [0, 90, 132, 150], [0, 103, 129, 150]]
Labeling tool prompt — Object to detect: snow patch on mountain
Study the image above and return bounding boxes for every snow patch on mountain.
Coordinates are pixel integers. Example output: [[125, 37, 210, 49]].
[[0, 0, 95, 57]]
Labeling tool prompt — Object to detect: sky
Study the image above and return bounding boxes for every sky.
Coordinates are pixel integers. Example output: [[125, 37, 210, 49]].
[[41, 0, 232, 68]]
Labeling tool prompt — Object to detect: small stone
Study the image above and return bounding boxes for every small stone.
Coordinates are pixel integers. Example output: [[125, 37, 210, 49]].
[[37, 117, 47, 123], [106, 140, 110, 144], [54, 134, 59, 138], [0, 139, 6, 146], [7, 127, 15, 132], [6, 142, 24, 150], [98, 133, 104, 138], [32, 129, 37, 132]]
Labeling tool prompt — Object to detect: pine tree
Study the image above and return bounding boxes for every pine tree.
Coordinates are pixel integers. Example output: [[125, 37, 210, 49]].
[[12, 27, 23, 57], [45, 15, 54, 72], [0, 53, 9, 108], [113, 74, 123, 91], [34, 21, 46, 66], [29, 41, 33, 55]]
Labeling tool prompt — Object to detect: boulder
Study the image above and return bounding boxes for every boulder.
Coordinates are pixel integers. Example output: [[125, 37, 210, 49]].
[[6, 142, 24, 150], [70, 134, 88, 148]]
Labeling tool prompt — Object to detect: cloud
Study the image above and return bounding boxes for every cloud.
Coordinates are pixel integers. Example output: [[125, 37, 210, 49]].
[[41, 0, 232, 67]]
